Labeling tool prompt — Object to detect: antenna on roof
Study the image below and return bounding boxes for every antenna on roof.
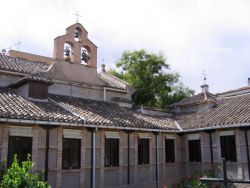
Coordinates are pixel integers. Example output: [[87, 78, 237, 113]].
[[14, 41, 22, 50], [1, 41, 22, 55], [74, 12, 82, 23], [1, 49, 7, 55], [1, 46, 12, 55], [202, 70, 207, 85]]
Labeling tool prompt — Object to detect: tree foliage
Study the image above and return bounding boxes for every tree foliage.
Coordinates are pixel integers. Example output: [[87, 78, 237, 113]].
[[1, 155, 50, 188], [110, 50, 194, 107]]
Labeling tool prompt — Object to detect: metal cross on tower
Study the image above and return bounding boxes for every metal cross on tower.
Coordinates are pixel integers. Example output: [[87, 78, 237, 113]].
[[74, 12, 82, 23], [202, 70, 207, 85]]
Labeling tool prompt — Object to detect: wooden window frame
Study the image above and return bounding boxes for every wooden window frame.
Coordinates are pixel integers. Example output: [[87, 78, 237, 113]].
[[165, 138, 175, 163], [188, 140, 201, 162], [105, 138, 119, 167], [29, 81, 48, 99], [62, 138, 81, 169], [220, 135, 237, 162], [138, 138, 150, 165]]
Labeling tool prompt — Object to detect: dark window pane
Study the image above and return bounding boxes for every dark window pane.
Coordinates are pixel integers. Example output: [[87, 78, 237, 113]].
[[62, 138, 81, 169], [220, 135, 237, 162], [105, 138, 119, 167], [166, 139, 175, 163], [29, 81, 48, 99], [188, 140, 201, 162], [71, 139, 81, 169], [8, 136, 32, 167], [138, 138, 149, 165]]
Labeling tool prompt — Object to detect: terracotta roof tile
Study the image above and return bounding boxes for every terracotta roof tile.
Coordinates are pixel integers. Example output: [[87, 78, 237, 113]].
[[216, 86, 250, 96], [170, 91, 217, 107], [50, 95, 178, 130], [176, 94, 250, 130], [0, 88, 82, 123], [98, 72, 129, 90], [0, 55, 49, 74]]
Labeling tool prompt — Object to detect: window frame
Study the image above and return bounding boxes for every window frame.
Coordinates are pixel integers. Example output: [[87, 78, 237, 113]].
[[138, 138, 150, 165], [188, 139, 201, 162], [105, 138, 119, 167], [220, 135, 237, 162], [62, 138, 81, 169], [165, 138, 175, 163], [7, 136, 32, 167]]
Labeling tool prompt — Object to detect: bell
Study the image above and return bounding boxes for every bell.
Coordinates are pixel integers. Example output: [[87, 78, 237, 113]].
[[74, 30, 80, 39], [64, 46, 71, 57], [81, 50, 89, 62]]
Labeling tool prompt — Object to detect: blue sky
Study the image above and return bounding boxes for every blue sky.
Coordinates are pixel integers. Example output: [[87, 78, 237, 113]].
[[1, 0, 250, 94]]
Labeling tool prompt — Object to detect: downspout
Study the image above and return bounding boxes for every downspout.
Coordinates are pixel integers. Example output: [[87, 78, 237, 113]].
[[125, 130, 132, 184], [45, 127, 50, 182], [209, 132, 213, 163], [204, 130, 215, 163], [103, 88, 106, 101], [41, 125, 55, 182], [244, 129, 250, 179], [155, 132, 160, 188], [90, 127, 98, 188]]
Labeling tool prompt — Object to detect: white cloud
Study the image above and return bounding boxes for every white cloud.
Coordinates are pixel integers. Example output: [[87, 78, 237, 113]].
[[1, 0, 250, 93]]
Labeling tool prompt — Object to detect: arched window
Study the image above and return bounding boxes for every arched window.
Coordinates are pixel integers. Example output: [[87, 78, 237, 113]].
[[81, 47, 90, 65]]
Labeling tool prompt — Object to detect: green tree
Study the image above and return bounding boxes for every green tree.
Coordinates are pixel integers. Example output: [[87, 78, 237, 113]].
[[111, 49, 194, 107], [1, 155, 50, 188], [157, 83, 195, 108]]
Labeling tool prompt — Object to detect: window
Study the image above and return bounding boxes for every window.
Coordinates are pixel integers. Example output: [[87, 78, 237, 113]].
[[138, 138, 149, 164], [165, 139, 175, 163], [105, 138, 119, 167], [29, 81, 48, 99], [8, 136, 32, 167], [188, 140, 201, 162], [220, 135, 237, 162], [62, 138, 81, 169]]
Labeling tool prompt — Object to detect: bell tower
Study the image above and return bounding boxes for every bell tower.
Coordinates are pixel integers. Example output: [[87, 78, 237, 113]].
[[53, 23, 97, 68]]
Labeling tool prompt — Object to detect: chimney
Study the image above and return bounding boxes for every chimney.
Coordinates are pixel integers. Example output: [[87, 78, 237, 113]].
[[101, 64, 106, 72], [248, 78, 250, 86], [1, 49, 6, 55], [201, 84, 209, 93]]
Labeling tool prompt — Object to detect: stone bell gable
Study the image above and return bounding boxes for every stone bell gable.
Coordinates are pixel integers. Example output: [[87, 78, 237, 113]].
[[53, 23, 97, 67], [45, 23, 104, 86]]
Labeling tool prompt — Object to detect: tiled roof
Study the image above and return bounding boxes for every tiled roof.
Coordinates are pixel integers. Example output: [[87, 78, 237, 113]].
[[176, 94, 250, 130], [9, 73, 53, 88], [0, 88, 82, 123], [170, 91, 217, 107], [98, 71, 129, 90], [0, 55, 49, 74], [50, 95, 178, 130], [216, 86, 250, 96]]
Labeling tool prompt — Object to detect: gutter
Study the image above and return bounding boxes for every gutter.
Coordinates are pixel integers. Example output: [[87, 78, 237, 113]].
[[0, 70, 27, 76], [180, 123, 250, 133], [1, 118, 250, 133], [0, 118, 179, 132]]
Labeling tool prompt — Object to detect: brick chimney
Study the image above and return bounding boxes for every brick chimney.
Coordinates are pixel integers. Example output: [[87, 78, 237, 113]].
[[101, 64, 106, 72], [201, 84, 209, 93]]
